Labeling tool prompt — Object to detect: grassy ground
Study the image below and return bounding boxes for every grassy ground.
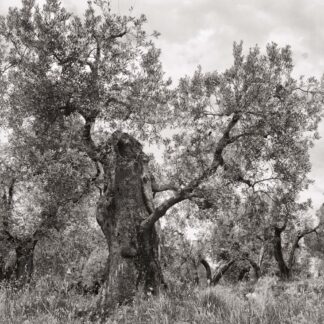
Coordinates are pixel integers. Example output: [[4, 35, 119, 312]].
[[1, 276, 324, 323]]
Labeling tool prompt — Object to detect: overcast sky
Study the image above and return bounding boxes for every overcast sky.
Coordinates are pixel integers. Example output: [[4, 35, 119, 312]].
[[1, 0, 324, 209]]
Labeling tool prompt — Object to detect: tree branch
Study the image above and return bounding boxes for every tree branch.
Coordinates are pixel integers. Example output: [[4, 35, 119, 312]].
[[141, 113, 241, 229], [141, 191, 189, 230]]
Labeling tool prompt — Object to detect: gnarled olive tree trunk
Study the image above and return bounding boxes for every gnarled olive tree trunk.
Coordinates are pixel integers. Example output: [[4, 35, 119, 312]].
[[96, 132, 164, 308]]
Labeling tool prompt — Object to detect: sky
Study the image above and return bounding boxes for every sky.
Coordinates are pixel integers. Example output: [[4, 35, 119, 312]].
[[1, 0, 324, 209]]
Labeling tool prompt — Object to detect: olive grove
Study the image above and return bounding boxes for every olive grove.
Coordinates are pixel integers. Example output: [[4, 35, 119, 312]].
[[0, 0, 323, 317]]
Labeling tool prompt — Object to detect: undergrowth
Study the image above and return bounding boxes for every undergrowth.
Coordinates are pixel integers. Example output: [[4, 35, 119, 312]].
[[1, 276, 324, 323]]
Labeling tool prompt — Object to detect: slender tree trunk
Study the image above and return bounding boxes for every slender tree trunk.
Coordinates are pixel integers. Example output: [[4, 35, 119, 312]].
[[273, 226, 290, 279], [96, 132, 164, 309]]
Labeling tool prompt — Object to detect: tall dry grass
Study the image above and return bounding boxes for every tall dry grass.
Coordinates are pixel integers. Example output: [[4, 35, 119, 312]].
[[1, 276, 324, 323]]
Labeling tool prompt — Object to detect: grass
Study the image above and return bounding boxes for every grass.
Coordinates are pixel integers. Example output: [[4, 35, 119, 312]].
[[1, 276, 324, 323]]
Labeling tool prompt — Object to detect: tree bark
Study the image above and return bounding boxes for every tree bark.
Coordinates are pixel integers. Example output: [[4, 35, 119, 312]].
[[96, 132, 164, 309]]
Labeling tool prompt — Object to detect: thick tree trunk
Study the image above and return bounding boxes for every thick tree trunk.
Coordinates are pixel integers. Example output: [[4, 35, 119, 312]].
[[96, 132, 164, 308]]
